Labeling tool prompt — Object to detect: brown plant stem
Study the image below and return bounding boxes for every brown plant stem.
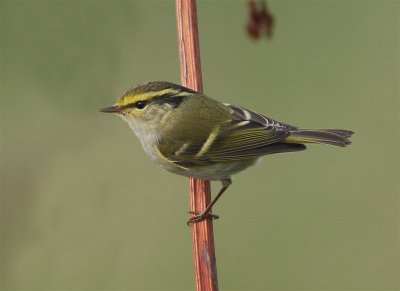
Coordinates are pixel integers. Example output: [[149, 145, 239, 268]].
[[175, 1, 219, 290]]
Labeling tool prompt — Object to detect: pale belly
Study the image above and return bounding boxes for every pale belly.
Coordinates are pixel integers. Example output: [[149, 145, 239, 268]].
[[157, 156, 261, 181]]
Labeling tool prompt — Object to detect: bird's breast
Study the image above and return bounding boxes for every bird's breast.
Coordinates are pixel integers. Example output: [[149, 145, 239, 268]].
[[127, 119, 160, 161]]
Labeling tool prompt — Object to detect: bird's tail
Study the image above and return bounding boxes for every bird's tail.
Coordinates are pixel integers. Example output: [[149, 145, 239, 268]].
[[285, 129, 353, 147]]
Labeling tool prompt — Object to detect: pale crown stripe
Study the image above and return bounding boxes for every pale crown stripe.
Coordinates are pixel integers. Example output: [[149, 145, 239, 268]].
[[175, 91, 195, 96]]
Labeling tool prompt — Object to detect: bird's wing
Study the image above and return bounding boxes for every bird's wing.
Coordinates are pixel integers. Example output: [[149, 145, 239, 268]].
[[226, 104, 297, 131], [167, 104, 304, 166]]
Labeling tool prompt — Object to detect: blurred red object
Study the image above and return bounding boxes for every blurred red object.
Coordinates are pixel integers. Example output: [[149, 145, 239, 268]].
[[246, 0, 274, 40]]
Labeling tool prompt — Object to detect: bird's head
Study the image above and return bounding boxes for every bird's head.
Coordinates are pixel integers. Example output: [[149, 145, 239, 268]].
[[100, 81, 197, 125]]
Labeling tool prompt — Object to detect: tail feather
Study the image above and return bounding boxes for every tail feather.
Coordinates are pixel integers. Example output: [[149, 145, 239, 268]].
[[286, 129, 353, 147], [323, 129, 354, 138]]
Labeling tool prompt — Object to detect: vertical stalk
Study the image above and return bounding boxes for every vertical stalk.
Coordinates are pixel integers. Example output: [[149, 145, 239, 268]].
[[175, 1, 219, 290]]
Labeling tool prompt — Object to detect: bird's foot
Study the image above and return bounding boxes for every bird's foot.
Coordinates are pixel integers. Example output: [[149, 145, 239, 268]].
[[187, 211, 219, 225]]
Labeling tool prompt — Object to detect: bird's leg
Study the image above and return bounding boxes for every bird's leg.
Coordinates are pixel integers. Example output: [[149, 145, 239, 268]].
[[187, 178, 232, 224]]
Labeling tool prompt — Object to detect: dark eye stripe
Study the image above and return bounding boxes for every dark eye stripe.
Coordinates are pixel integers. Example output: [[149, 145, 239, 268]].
[[152, 93, 187, 108], [124, 100, 147, 109], [122, 92, 188, 111]]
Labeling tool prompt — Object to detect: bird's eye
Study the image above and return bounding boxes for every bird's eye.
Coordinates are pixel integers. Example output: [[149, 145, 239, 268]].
[[134, 100, 147, 109]]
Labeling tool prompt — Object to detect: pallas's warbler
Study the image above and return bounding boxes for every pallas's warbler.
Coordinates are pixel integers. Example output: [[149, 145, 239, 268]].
[[101, 81, 353, 223]]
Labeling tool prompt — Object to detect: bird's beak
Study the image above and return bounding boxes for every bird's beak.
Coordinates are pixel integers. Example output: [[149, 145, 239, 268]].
[[99, 106, 122, 113]]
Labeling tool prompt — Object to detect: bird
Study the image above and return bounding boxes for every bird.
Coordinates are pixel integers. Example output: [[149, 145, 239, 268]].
[[100, 81, 353, 223]]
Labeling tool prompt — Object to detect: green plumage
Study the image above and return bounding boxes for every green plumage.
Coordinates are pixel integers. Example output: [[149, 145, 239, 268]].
[[101, 81, 354, 223], [157, 94, 352, 168]]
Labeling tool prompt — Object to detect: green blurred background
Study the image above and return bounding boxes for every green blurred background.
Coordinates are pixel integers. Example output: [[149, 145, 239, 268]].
[[1, 1, 398, 290]]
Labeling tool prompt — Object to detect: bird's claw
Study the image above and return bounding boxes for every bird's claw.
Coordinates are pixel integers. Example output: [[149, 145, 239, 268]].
[[187, 211, 219, 225]]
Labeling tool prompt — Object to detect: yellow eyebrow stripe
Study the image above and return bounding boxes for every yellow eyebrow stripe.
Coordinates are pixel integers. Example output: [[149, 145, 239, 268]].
[[116, 89, 180, 106]]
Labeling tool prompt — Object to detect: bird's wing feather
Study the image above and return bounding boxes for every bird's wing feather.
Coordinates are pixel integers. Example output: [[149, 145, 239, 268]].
[[226, 104, 297, 131], [167, 104, 302, 165]]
